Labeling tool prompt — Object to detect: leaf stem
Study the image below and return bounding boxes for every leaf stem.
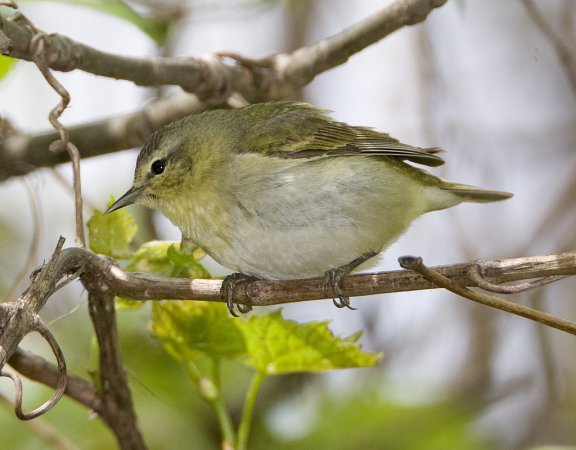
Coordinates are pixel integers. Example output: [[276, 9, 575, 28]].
[[184, 360, 236, 447], [210, 360, 237, 448], [237, 371, 264, 450]]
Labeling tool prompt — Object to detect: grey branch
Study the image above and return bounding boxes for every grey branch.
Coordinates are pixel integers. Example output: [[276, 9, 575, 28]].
[[4, 246, 575, 326], [83, 282, 145, 449], [0, 239, 144, 448], [1, 241, 574, 442], [2, 249, 574, 360], [89, 250, 576, 307], [0, 238, 71, 371], [9, 348, 100, 412], [0, 92, 206, 181], [0, 0, 448, 181], [400, 256, 576, 336], [0, 0, 446, 98]]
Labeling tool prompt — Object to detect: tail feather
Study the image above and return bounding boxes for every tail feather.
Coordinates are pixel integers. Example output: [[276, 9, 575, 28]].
[[440, 181, 513, 203]]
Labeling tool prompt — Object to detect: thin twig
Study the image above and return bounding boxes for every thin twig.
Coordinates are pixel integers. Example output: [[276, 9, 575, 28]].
[[3, 246, 574, 312], [13, 13, 85, 247], [107, 251, 576, 307], [0, 237, 69, 371], [399, 256, 576, 336], [5, 247, 566, 308], [27, 319, 67, 418], [468, 264, 569, 294], [274, 0, 448, 96], [9, 348, 100, 412], [0, 318, 67, 420]]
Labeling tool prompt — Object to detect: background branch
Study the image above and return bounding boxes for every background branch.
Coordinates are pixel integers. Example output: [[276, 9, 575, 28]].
[[0, 0, 448, 181], [1, 245, 574, 442], [0, 93, 206, 181], [8, 348, 100, 412], [82, 284, 145, 450], [0, 0, 446, 100], [276, 0, 448, 94], [3, 248, 574, 376]]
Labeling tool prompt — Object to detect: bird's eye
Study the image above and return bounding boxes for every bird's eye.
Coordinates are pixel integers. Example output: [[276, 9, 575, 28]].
[[151, 159, 165, 175]]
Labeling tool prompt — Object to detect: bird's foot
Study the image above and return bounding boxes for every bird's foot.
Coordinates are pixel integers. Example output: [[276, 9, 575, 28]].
[[321, 267, 356, 309], [221, 273, 259, 316], [321, 250, 379, 310]]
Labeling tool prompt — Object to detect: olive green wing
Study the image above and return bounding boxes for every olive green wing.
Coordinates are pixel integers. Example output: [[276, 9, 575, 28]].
[[288, 122, 445, 167], [245, 102, 444, 167]]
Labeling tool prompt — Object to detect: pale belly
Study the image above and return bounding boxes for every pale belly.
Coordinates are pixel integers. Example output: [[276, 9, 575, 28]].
[[206, 220, 383, 280], [175, 157, 428, 280]]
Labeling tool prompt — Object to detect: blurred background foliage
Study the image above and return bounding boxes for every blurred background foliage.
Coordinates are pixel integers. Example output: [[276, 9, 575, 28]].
[[1, 0, 576, 449]]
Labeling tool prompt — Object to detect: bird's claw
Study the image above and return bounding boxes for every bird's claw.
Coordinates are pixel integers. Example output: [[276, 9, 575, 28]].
[[332, 296, 356, 310], [221, 273, 257, 316], [321, 268, 356, 310]]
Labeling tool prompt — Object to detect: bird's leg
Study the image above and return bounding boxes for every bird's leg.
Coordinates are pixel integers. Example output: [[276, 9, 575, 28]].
[[321, 250, 378, 309], [220, 273, 259, 316]]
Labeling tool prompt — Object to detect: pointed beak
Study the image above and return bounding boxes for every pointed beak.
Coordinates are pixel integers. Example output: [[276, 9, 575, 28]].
[[105, 186, 144, 214]]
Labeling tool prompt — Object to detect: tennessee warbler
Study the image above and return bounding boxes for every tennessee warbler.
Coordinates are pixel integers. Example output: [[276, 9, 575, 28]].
[[107, 101, 512, 314]]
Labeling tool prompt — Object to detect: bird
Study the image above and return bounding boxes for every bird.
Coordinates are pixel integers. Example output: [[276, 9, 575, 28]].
[[106, 101, 513, 315]]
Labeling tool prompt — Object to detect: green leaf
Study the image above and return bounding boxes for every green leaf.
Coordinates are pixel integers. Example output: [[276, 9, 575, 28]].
[[166, 244, 210, 278], [125, 240, 175, 277], [87, 198, 137, 258], [42, 0, 171, 44], [150, 301, 247, 362], [125, 241, 210, 279], [115, 241, 210, 308], [238, 311, 382, 375], [0, 55, 16, 81]]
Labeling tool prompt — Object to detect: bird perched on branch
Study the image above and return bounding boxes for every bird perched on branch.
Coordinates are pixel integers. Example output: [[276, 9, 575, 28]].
[[107, 101, 512, 315]]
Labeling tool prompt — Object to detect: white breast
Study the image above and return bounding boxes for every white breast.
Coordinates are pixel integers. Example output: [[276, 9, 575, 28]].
[[174, 155, 428, 280]]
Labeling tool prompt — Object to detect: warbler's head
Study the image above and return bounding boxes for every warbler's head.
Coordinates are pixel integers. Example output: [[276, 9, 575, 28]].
[[106, 120, 186, 215], [106, 111, 234, 216]]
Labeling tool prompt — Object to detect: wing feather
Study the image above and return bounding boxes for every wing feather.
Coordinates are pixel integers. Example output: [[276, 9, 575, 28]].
[[244, 102, 445, 167]]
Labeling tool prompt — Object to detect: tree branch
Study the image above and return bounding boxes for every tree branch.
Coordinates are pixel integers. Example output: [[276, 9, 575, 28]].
[[1, 242, 574, 443], [3, 247, 575, 377], [0, 239, 144, 447], [8, 348, 101, 412], [77, 250, 576, 306], [0, 0, 448, 181], [0, 238, 73, 371], [82, 280, 145, 450], [0, 92, 206, 181], [400, 256, 576, 336], [0, 0, 446, 101], [272, 0, 448, 94], [4, 247, 575, 374]]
